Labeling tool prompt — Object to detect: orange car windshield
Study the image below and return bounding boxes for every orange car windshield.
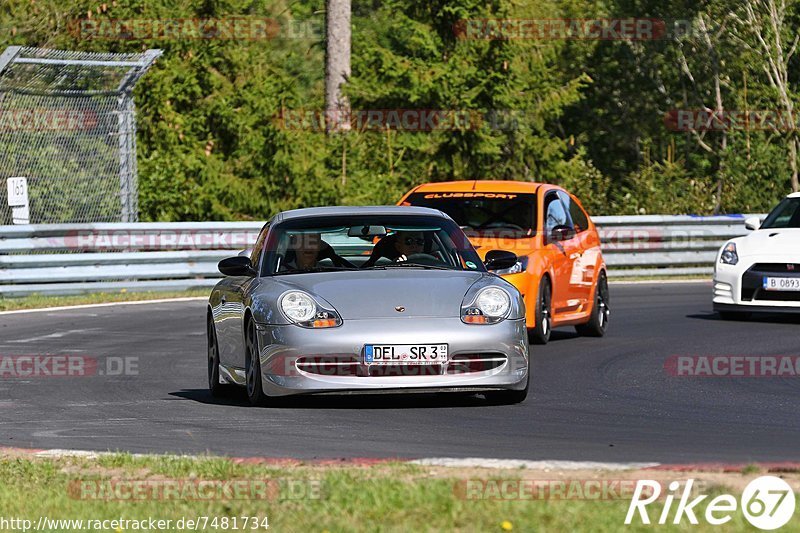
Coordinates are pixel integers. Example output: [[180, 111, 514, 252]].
[[404, 192, 536, 237]]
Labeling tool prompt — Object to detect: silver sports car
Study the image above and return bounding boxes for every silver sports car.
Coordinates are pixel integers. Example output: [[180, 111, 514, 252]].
[[207, 206, 529, 405]]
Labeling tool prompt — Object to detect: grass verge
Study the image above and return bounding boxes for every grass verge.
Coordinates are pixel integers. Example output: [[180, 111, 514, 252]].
[[0, 453, 796, 532], [0, 289, 209, 312]]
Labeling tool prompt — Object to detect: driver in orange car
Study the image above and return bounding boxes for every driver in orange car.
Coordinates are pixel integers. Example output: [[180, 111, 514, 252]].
[[399, 180, 609, 344]]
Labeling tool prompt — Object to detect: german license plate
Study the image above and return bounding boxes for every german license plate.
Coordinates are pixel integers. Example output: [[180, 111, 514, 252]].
[[763, 277, 800, 291], [364, 344, 448, 365]]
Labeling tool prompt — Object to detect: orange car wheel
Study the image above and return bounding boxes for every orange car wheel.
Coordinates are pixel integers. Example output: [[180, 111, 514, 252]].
[[575, 271, 610, 337], [528, 276, 552, 345]]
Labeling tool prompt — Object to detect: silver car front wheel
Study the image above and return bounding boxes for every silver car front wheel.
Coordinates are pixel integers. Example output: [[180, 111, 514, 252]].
[[207, 315, 229, 398], [245, 319, 267, 406]]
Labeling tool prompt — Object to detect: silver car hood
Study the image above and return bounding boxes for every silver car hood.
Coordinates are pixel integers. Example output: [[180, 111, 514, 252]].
[[269, 269, 485, 319]]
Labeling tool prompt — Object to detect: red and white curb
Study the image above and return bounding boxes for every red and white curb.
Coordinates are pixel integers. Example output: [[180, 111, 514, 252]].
[[3, 447, 800, 472], [410, 458, 658, 470]]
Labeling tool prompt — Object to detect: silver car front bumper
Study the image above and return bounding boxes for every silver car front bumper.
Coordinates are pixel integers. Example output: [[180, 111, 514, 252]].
[[253, 317, 529, 396]]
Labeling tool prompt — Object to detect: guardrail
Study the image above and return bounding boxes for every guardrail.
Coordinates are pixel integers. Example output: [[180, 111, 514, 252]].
[[0, 215, 762, 296], [594, 214, 763, 278]]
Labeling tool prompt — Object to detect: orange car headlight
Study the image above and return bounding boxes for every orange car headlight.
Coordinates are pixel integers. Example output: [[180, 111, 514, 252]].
[[493, 256, 529, 275]]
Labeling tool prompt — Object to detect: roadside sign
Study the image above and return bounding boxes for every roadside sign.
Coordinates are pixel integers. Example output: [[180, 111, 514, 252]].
[[7, 177, 30, 224], [7, 176, 28, 206], [12, 204, 29, 224]]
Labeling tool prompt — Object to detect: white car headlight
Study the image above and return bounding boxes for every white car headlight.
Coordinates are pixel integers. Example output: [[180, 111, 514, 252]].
[[720, 242, 739, 265], [462, 287, 511, 324], [280, 291, 318, 323]]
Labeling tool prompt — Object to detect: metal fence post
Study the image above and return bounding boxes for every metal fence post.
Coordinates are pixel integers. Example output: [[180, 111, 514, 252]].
[[117, 94, 137, 222], [0, 47, 161, 224]]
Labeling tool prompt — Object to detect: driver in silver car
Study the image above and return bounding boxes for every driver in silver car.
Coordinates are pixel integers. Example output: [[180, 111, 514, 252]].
[[288, 233, 323, 270], [394, 231, 425, 261], [282, 233, 352, 271]]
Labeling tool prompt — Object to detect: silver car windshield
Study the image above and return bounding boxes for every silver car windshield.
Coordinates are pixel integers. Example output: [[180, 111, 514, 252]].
[[761, 198, 800, 229], [262, 215, 485, 275]]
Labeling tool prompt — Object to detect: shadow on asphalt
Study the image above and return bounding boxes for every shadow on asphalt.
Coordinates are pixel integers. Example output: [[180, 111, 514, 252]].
[[168, 388, 524, 409], [687, 312, 800, 324], [548, 330, 580, 341]]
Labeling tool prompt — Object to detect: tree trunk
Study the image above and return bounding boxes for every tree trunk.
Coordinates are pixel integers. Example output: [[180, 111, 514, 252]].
[[742, 0, 800, 192], [790, 137, 800, 192], [325, 0, 351, 133], [714, 130, 727, 214]]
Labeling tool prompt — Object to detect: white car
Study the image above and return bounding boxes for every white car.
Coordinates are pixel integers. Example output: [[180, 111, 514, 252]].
[[713, 192, 800, 319]]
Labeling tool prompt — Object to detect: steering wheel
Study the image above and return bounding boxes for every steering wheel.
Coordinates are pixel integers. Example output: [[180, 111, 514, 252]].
[[398, 252, 448, 266], [478, 221, 525, 231]]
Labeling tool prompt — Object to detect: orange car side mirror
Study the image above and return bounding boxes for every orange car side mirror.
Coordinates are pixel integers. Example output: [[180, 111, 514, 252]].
[[547, 225, 575, 245]]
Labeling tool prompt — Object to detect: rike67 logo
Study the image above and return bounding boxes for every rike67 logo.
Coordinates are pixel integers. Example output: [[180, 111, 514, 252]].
[[626, 476, 796, 530]]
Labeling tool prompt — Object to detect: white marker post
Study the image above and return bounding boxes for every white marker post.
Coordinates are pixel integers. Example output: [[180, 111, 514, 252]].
[[6, 176, 29, 224]]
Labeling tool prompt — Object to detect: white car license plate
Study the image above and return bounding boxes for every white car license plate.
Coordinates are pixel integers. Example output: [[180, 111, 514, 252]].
[[763, 277, 800, 291], [364, 344, 448, 365]]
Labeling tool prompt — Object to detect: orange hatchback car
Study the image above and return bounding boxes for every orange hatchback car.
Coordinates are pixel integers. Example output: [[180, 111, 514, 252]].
[[399, 181, 608, 344]]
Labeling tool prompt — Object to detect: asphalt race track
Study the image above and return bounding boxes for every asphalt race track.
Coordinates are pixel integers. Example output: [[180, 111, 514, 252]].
[[1, 282, 799, 464]]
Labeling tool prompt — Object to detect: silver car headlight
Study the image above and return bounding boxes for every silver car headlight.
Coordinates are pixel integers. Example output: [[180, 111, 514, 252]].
[[493, 256, 529, 275], [280, 291, 341, 328], [461, 287, 511, 325], [719, 242, 738, 265]]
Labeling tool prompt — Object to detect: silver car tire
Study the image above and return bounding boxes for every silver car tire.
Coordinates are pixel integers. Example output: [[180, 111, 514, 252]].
[[245, 319, 268, 406], [484, 364, 529, 405], [207, 315, 230, 398]]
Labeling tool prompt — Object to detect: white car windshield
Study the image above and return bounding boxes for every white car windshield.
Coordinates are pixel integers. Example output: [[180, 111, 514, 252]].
[[761, 197, 800, 229]]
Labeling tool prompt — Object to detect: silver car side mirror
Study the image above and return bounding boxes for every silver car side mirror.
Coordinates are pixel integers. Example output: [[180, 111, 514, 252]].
[[219, 256, 257, 277]]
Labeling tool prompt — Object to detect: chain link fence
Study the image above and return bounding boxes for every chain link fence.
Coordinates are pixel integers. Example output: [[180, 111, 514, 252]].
[[0, 46, 161, 224]]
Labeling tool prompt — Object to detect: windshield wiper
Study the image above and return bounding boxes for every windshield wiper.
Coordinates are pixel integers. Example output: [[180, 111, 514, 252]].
[[277, 265, 359, 275], [362, 263, 454, 271], [475, 222, 527, 231]]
